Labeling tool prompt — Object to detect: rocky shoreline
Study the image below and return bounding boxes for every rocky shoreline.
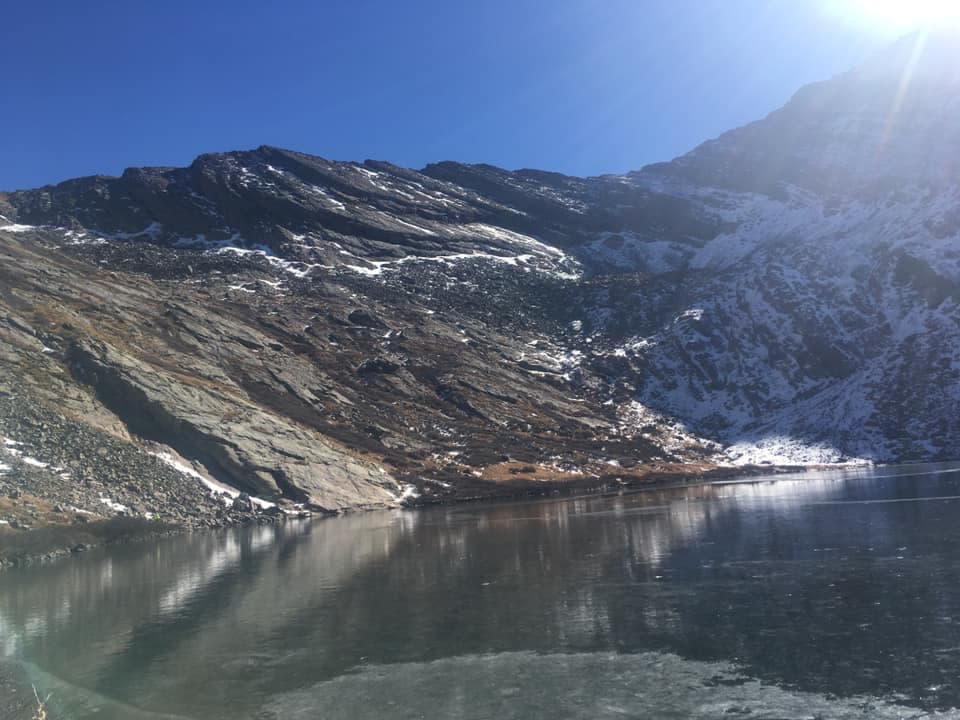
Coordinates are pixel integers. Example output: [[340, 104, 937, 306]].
[[0, 460, 806, 571], [0, 512, 283, 570], [0, 373, 812, 570], [0, 385, 325, 570]]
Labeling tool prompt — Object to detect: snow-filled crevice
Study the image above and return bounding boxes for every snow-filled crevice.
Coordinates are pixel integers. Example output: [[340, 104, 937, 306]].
[[65, 343, 307, 503]]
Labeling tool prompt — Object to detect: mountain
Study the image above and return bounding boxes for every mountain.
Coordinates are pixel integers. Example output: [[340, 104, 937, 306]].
[[1, 32, 958, 530]]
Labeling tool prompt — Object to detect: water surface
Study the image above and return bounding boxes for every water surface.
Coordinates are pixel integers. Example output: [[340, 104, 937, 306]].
[[4, 463, 960, 718]]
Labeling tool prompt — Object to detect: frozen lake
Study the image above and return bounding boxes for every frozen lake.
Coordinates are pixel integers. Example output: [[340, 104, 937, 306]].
[[4, 463, 960, 718]]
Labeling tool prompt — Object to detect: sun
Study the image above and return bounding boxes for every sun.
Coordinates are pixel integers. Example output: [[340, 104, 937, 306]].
[[833, 0, 960, 30]]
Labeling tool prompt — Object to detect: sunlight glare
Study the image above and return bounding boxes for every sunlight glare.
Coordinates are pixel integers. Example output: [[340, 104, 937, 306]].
[[833, 0, 960, 30]]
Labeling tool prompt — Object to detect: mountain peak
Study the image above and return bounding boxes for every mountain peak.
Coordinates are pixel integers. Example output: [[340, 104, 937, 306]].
[[643, 31, 960, 194], [814, 31, 960, 112], [859, 30, 960, 78]]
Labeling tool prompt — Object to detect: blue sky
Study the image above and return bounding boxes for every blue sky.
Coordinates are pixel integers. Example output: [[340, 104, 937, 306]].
[[0, 1, 913, 189]]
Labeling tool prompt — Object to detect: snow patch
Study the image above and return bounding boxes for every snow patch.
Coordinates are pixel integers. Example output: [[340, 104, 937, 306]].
[[344, 251, 540, 277], [1, 439, 52, 469], [99, 497, 129, 514], [723, 437, 872, 467], [386, 483, 421, 505], [460, 223, 568, 259], [151, 451, 275, 509], [174, 233, 325, 278], [0, 223, 36, 233]]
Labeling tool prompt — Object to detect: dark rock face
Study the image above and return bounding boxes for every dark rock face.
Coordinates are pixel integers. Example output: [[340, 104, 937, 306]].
[[232, 494, 253, 513], [0, 33, 958, 525]]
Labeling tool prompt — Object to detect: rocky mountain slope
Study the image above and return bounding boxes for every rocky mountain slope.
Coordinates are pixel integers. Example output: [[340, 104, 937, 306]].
[[1, 31, 958, 527]]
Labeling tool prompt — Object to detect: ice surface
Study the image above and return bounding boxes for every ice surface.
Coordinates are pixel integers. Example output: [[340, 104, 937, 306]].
[[263, 650, 952, 720]]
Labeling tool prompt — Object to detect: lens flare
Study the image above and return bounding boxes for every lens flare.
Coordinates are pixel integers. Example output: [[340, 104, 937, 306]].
[[832, 0, 960, 30]]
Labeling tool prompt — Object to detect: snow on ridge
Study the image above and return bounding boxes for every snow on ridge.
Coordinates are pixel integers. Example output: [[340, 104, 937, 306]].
[[342, 250, 580, 280], [60, 223, 164, 246], [304, 184, 347, 211], [0, 223, 36, 233], [461, 223, 567, 258], [389, 217, 438, 236], [345, 251, 534, 276], [173, 233, 326, 279], [263, 163, 350, 212], [63, 230, 108, 246], [353, 165, 398, 194]]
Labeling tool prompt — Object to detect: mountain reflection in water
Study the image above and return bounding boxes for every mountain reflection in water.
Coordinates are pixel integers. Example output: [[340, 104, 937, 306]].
[[3, 464, 960, 719]]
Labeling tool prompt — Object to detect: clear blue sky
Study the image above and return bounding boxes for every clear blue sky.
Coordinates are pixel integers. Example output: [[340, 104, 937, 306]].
[[1, 0, 911, 190]]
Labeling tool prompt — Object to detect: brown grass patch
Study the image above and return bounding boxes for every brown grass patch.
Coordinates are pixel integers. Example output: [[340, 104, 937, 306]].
[[0, 495, 79, 530], [477, 462, 586, 483]]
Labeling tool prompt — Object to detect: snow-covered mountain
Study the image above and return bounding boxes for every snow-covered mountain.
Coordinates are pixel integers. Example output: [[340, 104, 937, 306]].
[[616, 32, 960, 462], [426, 31, 960, 463], [0, 32, 958, 523]]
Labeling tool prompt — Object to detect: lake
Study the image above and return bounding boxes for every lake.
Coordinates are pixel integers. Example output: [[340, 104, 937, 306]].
[[4, 463, 960, 718]]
